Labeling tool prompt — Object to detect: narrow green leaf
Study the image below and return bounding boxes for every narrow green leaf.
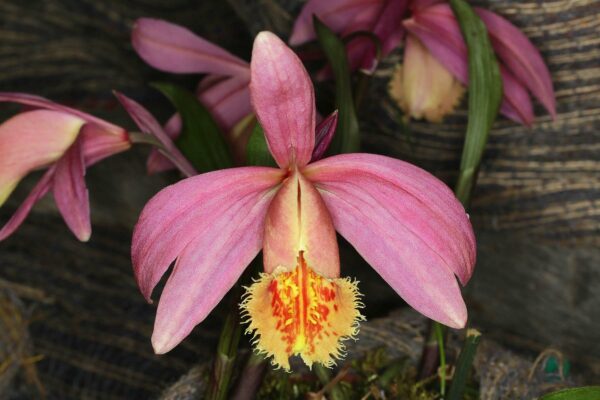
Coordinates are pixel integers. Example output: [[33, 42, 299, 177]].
[[541, 387, 600, 400], [447, 329, 481, 400], [152, 83, 233, 172], [314, 17, 360, 155], [246, 122, 277, 167], [450, 0, 503, 207]]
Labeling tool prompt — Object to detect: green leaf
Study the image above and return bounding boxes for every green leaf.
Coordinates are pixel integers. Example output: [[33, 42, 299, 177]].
[[446, 329, 482, 400], [245, 122, 277, 167], [314, 16, 360, 155], [152, 83, 233, 172], [541, 387, 600, 400], [450, 0, 503, 207]]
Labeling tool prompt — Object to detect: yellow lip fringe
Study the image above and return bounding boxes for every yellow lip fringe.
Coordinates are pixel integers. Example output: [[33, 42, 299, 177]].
[[241, 252, 364, 370]]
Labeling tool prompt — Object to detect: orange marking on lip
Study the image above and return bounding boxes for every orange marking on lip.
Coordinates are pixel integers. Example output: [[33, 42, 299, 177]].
[[241, 252, 363, 370]]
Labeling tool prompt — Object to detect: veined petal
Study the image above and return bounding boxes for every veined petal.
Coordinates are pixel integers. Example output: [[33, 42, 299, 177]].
[[53, 137, 91, 242], [312, 110, 339, 162], [305, 154, 476, 328], [499, 66, 534, 125], [475, 8, 556, 118], [132, 18, 249, 77], [152, 183, 277, 354], [146, 114, 180, 174], [0, 169, 53, 241], [250, 32, 316, 169], [289, 0, 384, 46], [132, 167, 283, 302], [263, 171, 340, 278], [0, 110, 84, 206], [79, 123, 131, 166], [197, 75, 252, 135]]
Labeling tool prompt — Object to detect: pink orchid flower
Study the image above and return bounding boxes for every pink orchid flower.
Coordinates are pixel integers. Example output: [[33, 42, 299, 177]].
[[290, 0, 556, 124], [132, 32, 475, 370], [131, 18, 252, 172], [0, 93, 130, 241]]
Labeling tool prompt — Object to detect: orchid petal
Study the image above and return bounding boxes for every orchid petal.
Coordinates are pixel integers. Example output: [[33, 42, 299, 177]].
[[250, 32, 316, 168], [150, 176, 279, 353], [53, 138, 91, 242], [115, 92, 197, 177], [146, 114, 181, 174], [312, 110, 339, 162], [305, 154, 476, 328], [197, 75, 252, 134], [132, 18, 249, 77], [0, 169, 53, 241], [289, 0, 384, 46], [0, 110, 83, 206], [263, 172, 339, 278], [499, 66, 534, 125], [78, 123, 131, 166], [475, 8, 556, 118], [0, 92, 123, 133], [132, 167, 283, 302]]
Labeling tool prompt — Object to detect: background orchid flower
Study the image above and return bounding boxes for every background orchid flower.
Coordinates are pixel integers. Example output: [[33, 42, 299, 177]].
[[289, 0, 408, 76], [131, 18, 252, 171], [404, 2, 556, 125], [0, 93, 130, 241], [132, 32, 475, 370], [290, 0, 555, 124]]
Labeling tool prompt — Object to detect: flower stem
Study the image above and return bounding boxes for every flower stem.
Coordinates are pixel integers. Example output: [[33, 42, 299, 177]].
[[205, 298, 242, 400], [446, 329, 481, 400], [229, 353, 268, 400], [313, 363, 347, 400]]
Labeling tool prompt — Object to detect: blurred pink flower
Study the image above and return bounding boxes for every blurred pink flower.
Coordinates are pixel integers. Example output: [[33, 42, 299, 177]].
[[290, 0, 556, 124], [132, 32, 475, 370], [0, 93, 130, 241], [131, 18, 252, 171]]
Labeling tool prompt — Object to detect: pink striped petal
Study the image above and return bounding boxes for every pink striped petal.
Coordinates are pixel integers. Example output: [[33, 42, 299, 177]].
[[115, 92, 196, 178], [289, 0, 384, 46], [250, 32, 316, 168], [132, 167, 283, 302], [53, 137, 91, 242], [475, 8, 556, 118], [499, 66, 534, 125], [132, 18, 249, 77], [197, 75, 252, 134], [0, 169, 53, 241], [312, 110, 338, 162], [0, 92, 124, 133], [152, 183, 277, 353], [0, 110, 84, 206], [305, 154, 475, 328], [146, 114, 181, 174]]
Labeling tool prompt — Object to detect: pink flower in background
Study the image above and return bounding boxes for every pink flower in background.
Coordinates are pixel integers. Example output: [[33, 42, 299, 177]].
[[0, 94, 130, 241], [132, 32, 475, 370], [290, 0, 408, 76], [290, 0, 556, 124], [131, 18, 253, 171]]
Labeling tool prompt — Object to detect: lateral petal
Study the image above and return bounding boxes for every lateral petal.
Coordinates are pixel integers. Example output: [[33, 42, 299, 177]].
[[0, 169, 53, 241], [475, 8, 556, 118], [132, 18, 249, 77], [305, 154, 476, 328], [0, 110, 83, 206], [250, 32, 316, 169], [151, 179, 278, 353], [131, 167, 283, 302], [53, 137, 91, 242]]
